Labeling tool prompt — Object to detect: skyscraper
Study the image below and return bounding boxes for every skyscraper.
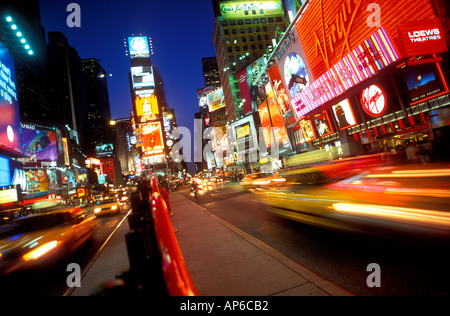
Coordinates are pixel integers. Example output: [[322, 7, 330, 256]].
[[211, 0, 287, 123]]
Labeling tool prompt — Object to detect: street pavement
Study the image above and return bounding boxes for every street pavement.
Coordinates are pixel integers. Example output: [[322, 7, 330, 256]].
[[67, 191, 352, 296]]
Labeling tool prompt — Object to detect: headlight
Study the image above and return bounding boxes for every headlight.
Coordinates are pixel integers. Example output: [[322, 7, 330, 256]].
[[111, 205, 118, 210], [94, 208, 101, 213], [23, 241, 59, 261]]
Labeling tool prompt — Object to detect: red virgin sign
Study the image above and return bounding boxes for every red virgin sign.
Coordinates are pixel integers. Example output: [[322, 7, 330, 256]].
[[398, 19, 448, 57]]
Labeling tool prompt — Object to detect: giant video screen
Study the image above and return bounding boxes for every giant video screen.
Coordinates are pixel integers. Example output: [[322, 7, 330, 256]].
[[21, 124, 58, 163], [0, 41, 22, 154]]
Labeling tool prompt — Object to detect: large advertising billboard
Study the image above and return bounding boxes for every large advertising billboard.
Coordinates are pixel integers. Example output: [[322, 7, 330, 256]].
[[290, 28, 400, 119], [258, 85, 290, 149], [141, 121, 165, 157], [135, 94, 160, 122], [295, 0, 437, 79], [219, 0, 283, 20], [207, 88, 226, 112], [21, 123, 58, 167], [131, 65, 155, 89], [128, 36, 150, 58], [0, 41, 21, 154], [272, 27, 313, 115]]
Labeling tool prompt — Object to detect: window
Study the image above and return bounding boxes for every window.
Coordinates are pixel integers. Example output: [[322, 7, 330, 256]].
[[253, 19, 259, 24], [237, 20, 244, 25], [245, 19, 251, 24]]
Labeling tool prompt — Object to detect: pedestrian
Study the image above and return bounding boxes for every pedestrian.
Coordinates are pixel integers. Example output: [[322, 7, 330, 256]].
[[405, 141, 418, 163]]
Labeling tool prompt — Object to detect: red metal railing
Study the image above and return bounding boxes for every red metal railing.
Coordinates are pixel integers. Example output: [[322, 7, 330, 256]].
[[150, 178, 198, 296]]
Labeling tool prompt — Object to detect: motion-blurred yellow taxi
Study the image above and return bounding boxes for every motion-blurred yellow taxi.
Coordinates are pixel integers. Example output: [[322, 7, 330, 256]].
[[0, 207, 96, 275], [93, 196, 121, 216], [254, 159, 450, 241]]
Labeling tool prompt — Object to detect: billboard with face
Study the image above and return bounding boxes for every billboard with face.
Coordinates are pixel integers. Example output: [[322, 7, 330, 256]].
[[331, 99, 357, 130], [272, 28, 313, 114], [0, 41, 21, 154]]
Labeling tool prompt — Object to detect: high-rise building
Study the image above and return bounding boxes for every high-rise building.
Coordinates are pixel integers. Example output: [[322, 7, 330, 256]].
[[211, 0, 287, 123], [82, 58, 113, 156], [202, 57, 221, 88], [47, 32, 88, 146]]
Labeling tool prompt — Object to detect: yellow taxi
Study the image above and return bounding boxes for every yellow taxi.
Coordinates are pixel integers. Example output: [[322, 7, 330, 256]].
[[0, 207, 96, 275]]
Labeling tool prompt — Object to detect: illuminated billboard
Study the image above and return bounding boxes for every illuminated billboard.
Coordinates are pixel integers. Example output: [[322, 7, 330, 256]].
[[313, 111, 333, 137], [207, 88, 226, 112], [331, 99, 357, 130], [135, 94, 160, 122], [398, 19, 448, 57], [131, 66, 155, 89], [197, 86, 215, 108], [296, 0, 437, 79], [219, 0, 282, 20], [298, 119, 316, 142], [21, 123, 58, 165], [141, 121, 165, 157], [0, 41, 21, 154], [95, 143, 114, 157], [290, 28, 400, 119], [401, 62, 449, 106], [258, 86, 290, 149], [128, 36, 150, 58], [25, 169, 50, 197], [231, 115, 258, 151]]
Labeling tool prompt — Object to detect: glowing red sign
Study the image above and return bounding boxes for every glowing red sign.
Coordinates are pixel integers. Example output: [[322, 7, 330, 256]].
[[398, 19, 448, 57], [360, 84, 387, 117], [291, 28, 399, 119]]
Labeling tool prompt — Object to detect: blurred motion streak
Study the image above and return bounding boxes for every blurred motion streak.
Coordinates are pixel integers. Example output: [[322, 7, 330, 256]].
[[253, 158, 450, 240], [332, 203, 450, 228]]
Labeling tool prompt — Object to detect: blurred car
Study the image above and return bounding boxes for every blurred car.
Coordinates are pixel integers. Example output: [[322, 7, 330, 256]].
[[254, 160, 450, 241], [117, 191, 129, 206], [240, 172, 273, 188], [0, 207, 96, 275], [93, 197, 121, 216]]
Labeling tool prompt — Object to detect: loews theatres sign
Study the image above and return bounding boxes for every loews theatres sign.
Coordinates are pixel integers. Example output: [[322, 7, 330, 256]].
[[295, 0, 438, 79]]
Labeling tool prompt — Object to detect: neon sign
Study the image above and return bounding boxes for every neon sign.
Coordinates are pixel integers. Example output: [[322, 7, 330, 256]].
[[360, 84, 386, 117], [291, 28, 399, 119]]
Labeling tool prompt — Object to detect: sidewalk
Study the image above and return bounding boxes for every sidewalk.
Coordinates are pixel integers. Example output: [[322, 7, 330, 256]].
[[68, 193, 351, 296], [170, 193, 351, 296]]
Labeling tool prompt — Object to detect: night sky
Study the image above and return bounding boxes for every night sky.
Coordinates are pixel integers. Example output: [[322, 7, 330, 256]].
[[38, 0, 217, 136]]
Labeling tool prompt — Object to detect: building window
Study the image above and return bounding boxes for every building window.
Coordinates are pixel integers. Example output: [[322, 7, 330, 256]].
[[253, 19, 259, 24], [237, 20, 244, 25], [245, 19, 252, 24]]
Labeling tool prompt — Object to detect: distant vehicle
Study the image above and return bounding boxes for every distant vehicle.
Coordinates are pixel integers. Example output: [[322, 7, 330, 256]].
[[240, 172, 273, 188], [0, 207, 96, 275], [93, 197, 120, 216]]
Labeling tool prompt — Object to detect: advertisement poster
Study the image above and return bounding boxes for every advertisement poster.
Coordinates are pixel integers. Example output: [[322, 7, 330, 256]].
[[238, 69, 252, 115], [135, 94, 159, 121], [272, 27, 312, 115], [402, 62, 449, 105], [0, 41, 22, 154], [298, 119, 316, 142], [25, 169, 50, 197], [267, 64, 291, 114], [141, 121, 165, 157], [21, 124, 58, 162], [197, 86, 215, 109], [95, 143, 114, 157], [128, 36, 150, 58], [313, 110, 333, 137], [207, 88, 226, 112], [258, 86, 290, 149], [219, 0, 282, 20], [131, 66, 155, 89], [331, 99, 357, 130]]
